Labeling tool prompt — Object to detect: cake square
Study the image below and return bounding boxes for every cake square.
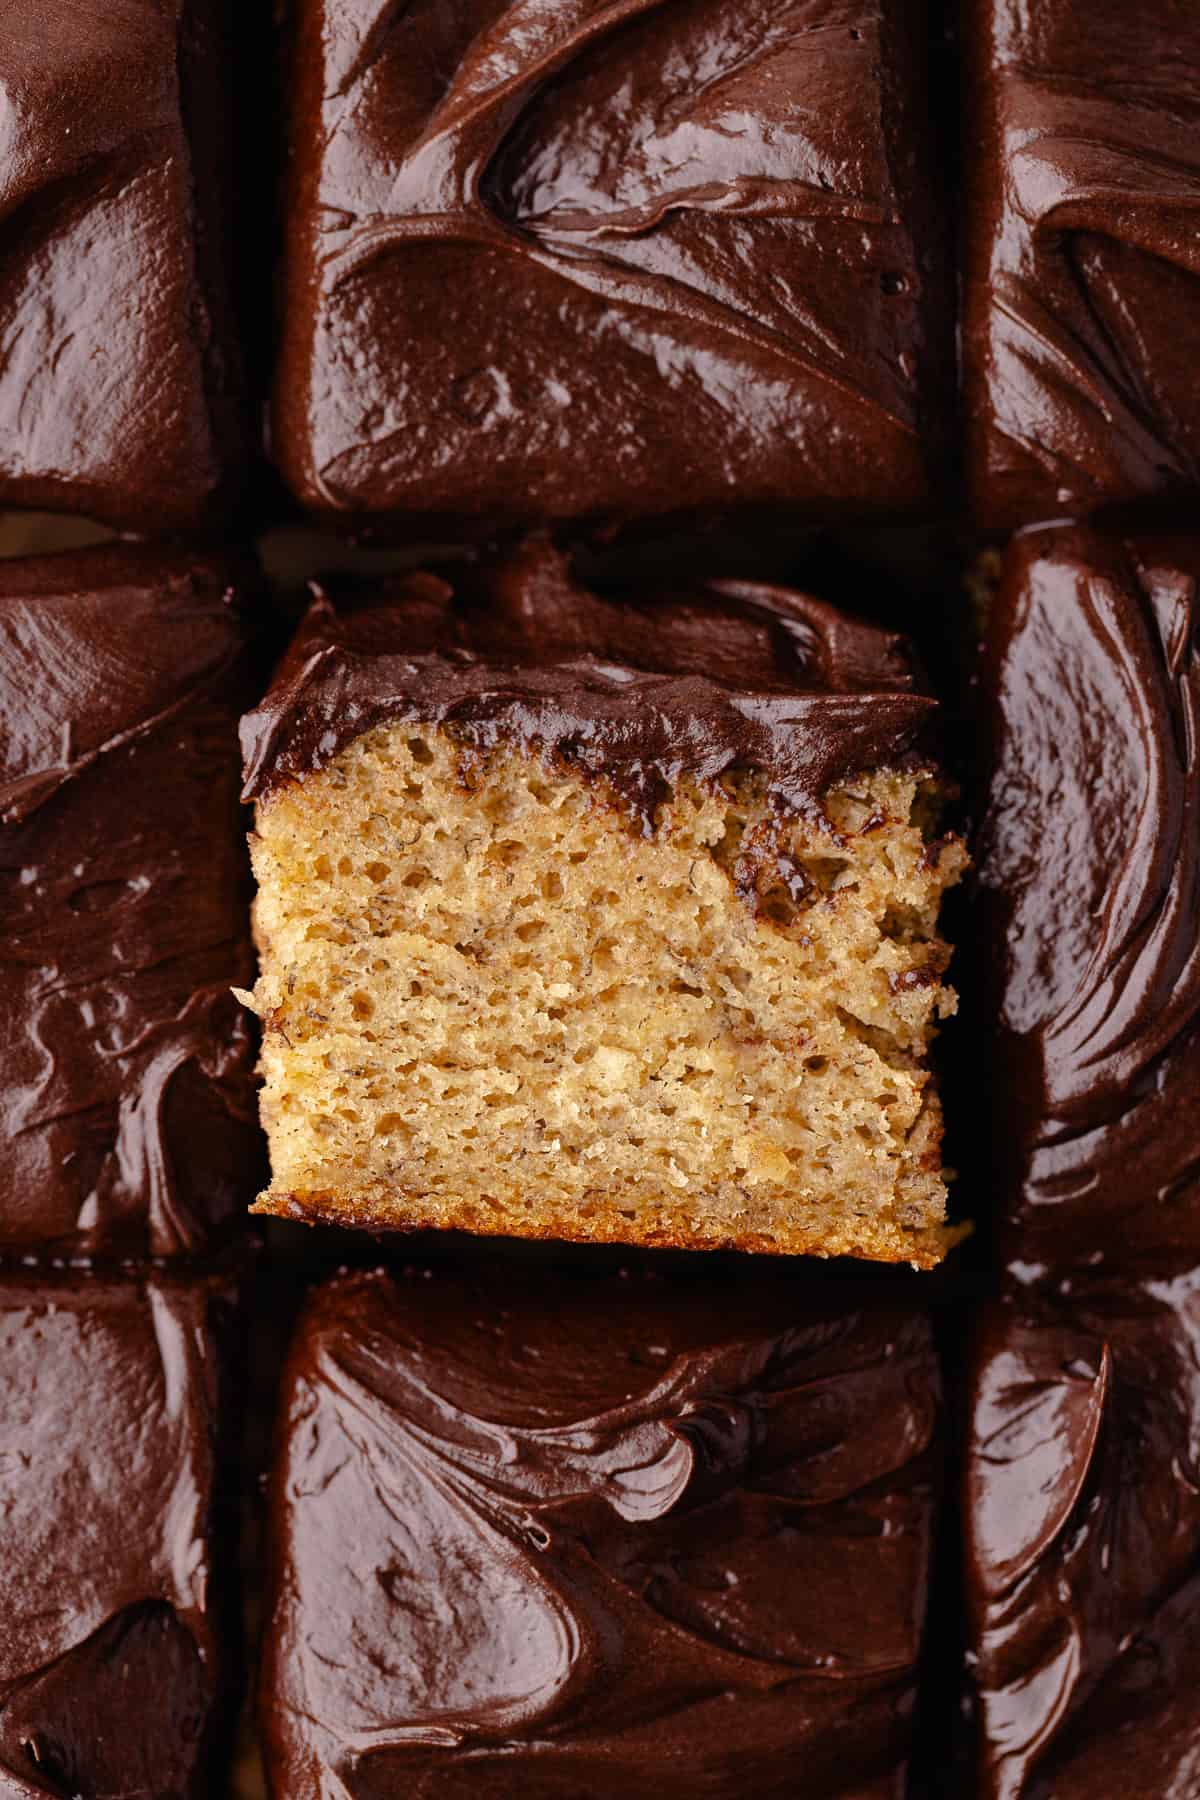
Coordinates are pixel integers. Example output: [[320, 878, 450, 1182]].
[[963, 0, 1200, 527], [968, 520, 1200, 1793], [273, 0, 948, 531], [0, 1264, 241, 1799], [966, 1269, 1200, 1798], [0, 2, 244, 531], [240, 542, 965, 1265], [976, 524, 1200, 1276], [0, 545, 263, 1260], [262, 1261, 942, 1797]]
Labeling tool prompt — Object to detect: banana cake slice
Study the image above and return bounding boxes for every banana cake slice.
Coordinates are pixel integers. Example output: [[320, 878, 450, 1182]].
[[239, 542, 965, 1264]]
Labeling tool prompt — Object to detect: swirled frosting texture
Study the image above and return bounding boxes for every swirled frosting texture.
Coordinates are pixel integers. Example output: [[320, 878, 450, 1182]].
[[0, 1266, 238, 1799], [274, 0, 947, 530], [967, 524, 1200, 1793], [963, 0, 1200, 526], [0, 545, 263, 1259], [977, 524, 1200, 1277], [241, 536, 937, 829], [0, 1, 243, 530], [966, 1271, 1200, 1800], [263, 1264, 941, 1797]]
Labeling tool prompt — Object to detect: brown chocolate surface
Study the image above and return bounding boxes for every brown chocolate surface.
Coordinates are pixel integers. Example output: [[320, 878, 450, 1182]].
[[241, 537, 937, 829], [966, 1269, 1200, 1800], [976, 524, 1200, 1279], [273, 0, 948, 532], [0, 1, 244, 531], [0, 1264, 240, 1800], [262, 1262, 941, 1798], [0, 544, 263, 1260], [966, 523, 1200, 1794], [963, 0, 1200, 527]]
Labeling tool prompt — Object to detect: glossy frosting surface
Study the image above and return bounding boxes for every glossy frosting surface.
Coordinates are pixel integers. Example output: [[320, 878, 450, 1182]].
[[968, 523, 1200, 1794], [275, 0, 945, 527], [0, 1267, 235, 1800], [976, 524, 1200, 1277], [0, 0, 242, 529], [964, 0, 1200, 525], [0, 545, 262, 1259], [263, 1263, 941, 1797], [242, 537, 936, 828], [966, 1270, 1200, 1800]]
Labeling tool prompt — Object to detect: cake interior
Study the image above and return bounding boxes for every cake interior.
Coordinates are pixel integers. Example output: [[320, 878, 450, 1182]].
[[244, 724, 966, 1264]]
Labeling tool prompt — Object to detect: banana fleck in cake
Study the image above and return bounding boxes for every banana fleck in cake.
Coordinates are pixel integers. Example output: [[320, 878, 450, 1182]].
[[239, 542, 966, 1265]]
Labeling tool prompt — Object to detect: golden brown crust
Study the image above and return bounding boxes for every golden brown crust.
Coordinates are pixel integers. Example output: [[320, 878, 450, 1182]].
[[248, 1173, 971, 1274], [251, 1187, 967, 1272]]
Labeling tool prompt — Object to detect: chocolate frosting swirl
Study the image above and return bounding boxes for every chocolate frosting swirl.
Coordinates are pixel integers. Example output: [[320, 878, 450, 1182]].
[[967, 524, 1200, 1794], [275, 0, 946, 528], [0, 1265, 239, 1800], [263, 1263, 941, 1797], [0, 545, 263, 1260], [964, 0, 1200, 524], [977, 524, 1200, 1279], [0, 1, 244, 529], [966, 1270, 1200, 1800], [242, 538, 936, 831]]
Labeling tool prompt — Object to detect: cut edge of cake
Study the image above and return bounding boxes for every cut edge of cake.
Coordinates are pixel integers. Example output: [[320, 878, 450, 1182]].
[[240, 721, 967, 1268]]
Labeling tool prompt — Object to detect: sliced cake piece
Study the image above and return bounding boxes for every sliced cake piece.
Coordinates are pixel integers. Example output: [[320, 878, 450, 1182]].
[[262, 1261, 943, 1796], [240, 542, 966, 1265]]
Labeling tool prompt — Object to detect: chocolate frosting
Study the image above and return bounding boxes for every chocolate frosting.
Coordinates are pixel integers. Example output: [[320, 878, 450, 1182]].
[[274, 0, 946, 530], [976, 525, 1200, 1278], [964, 0, 1200, 526], [0, 545, 263, 1260], [0, 1265, 238, 1800], [967, 523, 1200, 1793], [965, 1269, 1200, 1800], [0, 1, 243, 530], [263, 1264, 941, 1797], [242, 538, 936, 831]]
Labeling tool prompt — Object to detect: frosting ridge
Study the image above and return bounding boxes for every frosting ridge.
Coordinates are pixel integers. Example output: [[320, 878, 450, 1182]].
[[964, 0, 1200, 523], [275, 0, 946, 526], [241, 538, 938, 832], [977, 525, 1200, 1275], [966, 1271, 1200, 1799], [264, 1263, 941, 1795]]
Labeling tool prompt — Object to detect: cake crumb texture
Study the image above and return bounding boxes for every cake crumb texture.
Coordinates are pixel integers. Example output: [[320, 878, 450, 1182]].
[[246, 726, 965, 1264]]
